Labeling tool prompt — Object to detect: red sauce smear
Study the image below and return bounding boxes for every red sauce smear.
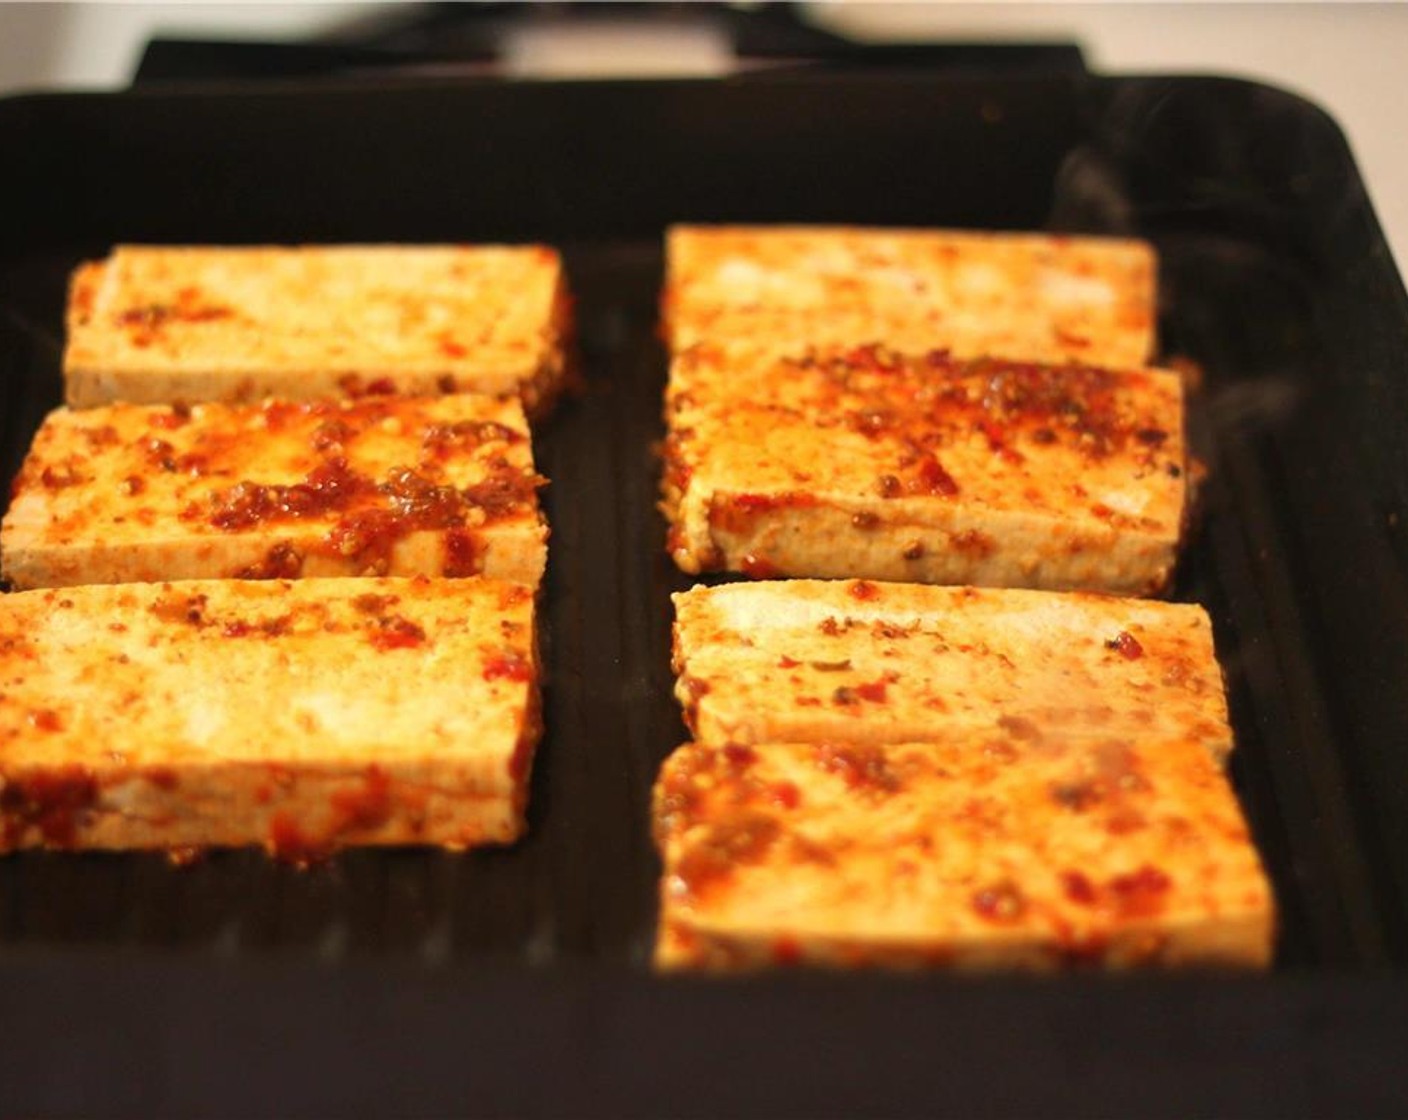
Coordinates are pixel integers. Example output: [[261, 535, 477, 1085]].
[[220, 616, 294, 639], [1049, 779, 1104, 812], [740, 553, 780, 579], [854, 679, 887, 703], [660, 433, 694, 495], [675, 812, 780, 902], [950, 529, 994, 556], [352, 593, 398, 614], [329, 767, 392, 833], [772, 936, 802, 966], [803, 348, 1161, 467], [972, 881, 1027, 923], [1108, 865, 1172, 916], [443, 528, 484, 578], [913, 454, 960, 496], [202, 454, 542, 575], [368, 616, 427, 651], [501, 738, 533, 789], [1, 766, 99, 847], [813, 743, 900, 793], [39, 465, 83, 490], [710, 492, 816, 534], [1106, 631, 1144, 659], [149, 592, 209, 627], [147, 766, 180, 791], [234, 543, 303, 580], [207, 457, 377, 529], [28, 709, 63, 732], [309, 418, 353, 452], [267, 812, 329, 866], [118, 302, 232, 330], [681, 675, 710, 701], [484, 651, 533, 682], [769, 782, 801, 810], [1061, 869, 1098, 906], [421, 420, 522, 462], [149, 405, 192, 430], [722, 743, 757, 768]]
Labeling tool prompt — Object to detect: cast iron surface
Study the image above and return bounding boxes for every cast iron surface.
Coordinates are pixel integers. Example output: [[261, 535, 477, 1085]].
[[0, 72, 1406, 1114]]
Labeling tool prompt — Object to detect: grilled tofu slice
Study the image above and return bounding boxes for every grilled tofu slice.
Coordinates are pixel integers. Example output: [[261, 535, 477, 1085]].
[[662, 344, 1187, 594], [64, 244, 573, 416], [1, 395, 546, 590], [0, 578, 540, 855], [654, 738, 1273, 971], [672, 581, 1231, 761], [663, 225, 1157, 368]]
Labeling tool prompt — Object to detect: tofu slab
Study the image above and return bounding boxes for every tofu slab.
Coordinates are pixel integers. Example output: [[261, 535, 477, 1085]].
[[673, 581, 1231, 761], [663, 345, 1186, 594], [654, 738, 1273, 971], [64, 245, 573, 416], [1, 395, 546, 589], [0, 578, 539, 855], [664, 226, 1157, 368]]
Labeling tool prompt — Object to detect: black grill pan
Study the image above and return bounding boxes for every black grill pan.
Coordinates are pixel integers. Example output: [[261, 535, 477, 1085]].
[[1, 72, 1407, 1114]]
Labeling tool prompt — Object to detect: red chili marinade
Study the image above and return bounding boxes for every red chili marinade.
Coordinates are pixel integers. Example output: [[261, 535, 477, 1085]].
[[1108, 865, 1172, 916], [740, 553, 780, 578], [722, 743, 757, 768], [813, 743, 900, 793], [1061, 870, 1099, 906], [710, 492, 817, 536], [769, 782, 801, 810], [443, 529, 484, 578], [1106, 631, 1144, 660], [1, 766, 100, 847], [328, 767, 393, 833], [674, 811, 781, 902], [28, 708, 63, 732], [220, 615, 293, 639], [148, 404, 192, 430], [854, 679, 888, 703], [191, 401, 541, 572], [971, 881, 1027, 923], [267, 812, 329, 866], [367, 616, 427, 652], [146, 766, 180, 790], [795, 348, 1170, 481], [483, 651, 533, 683], [235, 543, 304, 580], [772, 936, 803, 966], [118, 301, 233, 331]]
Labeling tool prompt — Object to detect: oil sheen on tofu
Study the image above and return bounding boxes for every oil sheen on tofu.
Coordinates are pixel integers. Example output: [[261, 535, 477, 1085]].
[[663, 225, 1157, 368], [662, 344, 1187, 594], [0, 394, 547, 589], [656, 579, 1272, 971], [0, 577, 541, 858], [654, 737, 1273, 971], [64, 244, 573, 416]]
